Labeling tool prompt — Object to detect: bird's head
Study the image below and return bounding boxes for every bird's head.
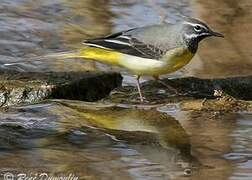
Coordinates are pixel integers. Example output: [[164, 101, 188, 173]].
[[181, 18, 224, 53]]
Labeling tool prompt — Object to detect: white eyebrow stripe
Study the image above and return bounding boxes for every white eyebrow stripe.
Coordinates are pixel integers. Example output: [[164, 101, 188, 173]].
[[183, 22, 208, 30], [104, 39, 132, 46]]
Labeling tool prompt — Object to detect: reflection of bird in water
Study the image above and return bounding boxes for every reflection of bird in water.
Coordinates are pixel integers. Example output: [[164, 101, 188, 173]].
[[57, 100, 191, 154]]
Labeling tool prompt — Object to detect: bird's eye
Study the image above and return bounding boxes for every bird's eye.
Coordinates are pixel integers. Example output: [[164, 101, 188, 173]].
[[194, 25, 201, 32]]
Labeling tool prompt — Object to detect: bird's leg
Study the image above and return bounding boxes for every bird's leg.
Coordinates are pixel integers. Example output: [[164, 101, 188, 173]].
[[136, 75, 144, 102], [153, 76, 178, 94]]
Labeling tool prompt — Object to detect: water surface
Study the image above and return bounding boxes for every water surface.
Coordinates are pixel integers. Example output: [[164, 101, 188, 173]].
[[0, 0, 252, 179]]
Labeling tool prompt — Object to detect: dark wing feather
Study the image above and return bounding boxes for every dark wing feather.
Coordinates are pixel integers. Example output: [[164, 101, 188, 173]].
[[83, 29, 165, 59]]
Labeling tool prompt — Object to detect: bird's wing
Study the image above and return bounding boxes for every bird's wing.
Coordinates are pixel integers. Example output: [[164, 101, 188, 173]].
[[82, 28, 166, 59]]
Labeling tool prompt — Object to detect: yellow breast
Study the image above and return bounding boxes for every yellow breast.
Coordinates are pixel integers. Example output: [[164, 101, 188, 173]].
[[161, 47, 195, 73]]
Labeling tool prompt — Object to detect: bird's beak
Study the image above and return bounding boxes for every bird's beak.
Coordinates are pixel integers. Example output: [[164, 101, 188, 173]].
[[211, 31, 224, 38]]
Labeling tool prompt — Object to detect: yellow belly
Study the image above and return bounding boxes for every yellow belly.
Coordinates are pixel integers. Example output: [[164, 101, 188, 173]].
[[120, 47, 195, 76]]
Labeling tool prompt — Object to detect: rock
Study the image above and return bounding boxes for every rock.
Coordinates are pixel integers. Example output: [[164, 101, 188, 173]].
[[0, 70, 122, 107], [156, 76, 252, 100], [108, 76, 252, 110]]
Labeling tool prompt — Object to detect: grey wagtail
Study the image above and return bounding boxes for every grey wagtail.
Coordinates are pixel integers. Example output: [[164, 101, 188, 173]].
[[47, 17, 224, 102]]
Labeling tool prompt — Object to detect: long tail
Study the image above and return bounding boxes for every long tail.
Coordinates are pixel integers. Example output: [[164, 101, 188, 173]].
[[45, 47, 122, 65], [3, 47, 122, 67]]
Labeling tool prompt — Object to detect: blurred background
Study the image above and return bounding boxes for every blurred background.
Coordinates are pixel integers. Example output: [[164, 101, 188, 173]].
[[0, 1, 252, 180]]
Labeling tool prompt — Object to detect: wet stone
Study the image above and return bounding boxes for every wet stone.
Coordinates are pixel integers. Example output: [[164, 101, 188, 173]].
[[143, 76, 252, 100], [0, 70, 122, 107]]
